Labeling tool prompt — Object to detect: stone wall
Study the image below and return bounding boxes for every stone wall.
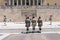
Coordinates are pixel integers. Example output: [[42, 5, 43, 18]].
[[0, 7, 60, 22], [0, 0, 4, 5], [37, 9, 60, 21]]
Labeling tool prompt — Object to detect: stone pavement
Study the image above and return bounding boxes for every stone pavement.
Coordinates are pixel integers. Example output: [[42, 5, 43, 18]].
[[0, 28, 60, 33], [2, 33, 60, 40]]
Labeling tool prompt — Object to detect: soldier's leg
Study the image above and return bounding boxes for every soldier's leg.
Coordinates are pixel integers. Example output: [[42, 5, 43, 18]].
[[39, 26, 41, 33], [39, 27, 41, 30], [32, 26, 35, 33], [33, 27, 35, 31], [26, 27, 29, 31]]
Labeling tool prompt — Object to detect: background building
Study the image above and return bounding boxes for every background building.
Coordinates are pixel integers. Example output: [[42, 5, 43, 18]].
[[0, 0, 60, 22]]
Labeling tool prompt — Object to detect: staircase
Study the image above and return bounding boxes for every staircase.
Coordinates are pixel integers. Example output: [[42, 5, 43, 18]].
[[0, 22, 60, 33]]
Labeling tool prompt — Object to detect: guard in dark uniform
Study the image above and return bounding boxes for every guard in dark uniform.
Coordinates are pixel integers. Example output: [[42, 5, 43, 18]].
[[32, 16, 36, 32], [25, 17, 30, 32], [37, 16, 43, 33]]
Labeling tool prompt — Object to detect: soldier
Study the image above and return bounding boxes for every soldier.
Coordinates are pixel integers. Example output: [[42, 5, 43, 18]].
[[37, 16, 43, 33], [3, 15, 7, 26], [25, 17, 30, 33], [32, 16, 36, 32], [49, 15, 52, 25]]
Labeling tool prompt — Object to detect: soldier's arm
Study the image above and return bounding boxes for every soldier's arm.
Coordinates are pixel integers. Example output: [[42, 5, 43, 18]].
[[41, 20, 43, 26]]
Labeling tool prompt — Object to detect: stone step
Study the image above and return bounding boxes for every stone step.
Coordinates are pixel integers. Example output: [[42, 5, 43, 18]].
[[0, 28, 60, 33]]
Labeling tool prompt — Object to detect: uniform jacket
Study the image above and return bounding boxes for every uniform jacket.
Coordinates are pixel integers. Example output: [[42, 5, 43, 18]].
[[25, 19, 30, 27], [37, 19, 43, 27], [32, 18, 36, 27]]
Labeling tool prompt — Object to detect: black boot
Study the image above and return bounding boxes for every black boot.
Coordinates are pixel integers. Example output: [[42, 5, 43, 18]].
[[26, 27, 29, 33], [39, 27, 41, 30], [39, 27, 41, 33], [32, 27, 35, 33]]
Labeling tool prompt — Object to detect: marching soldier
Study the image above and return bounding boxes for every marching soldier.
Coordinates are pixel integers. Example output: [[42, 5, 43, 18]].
[[25, 17, 30, 33], [32, 16, 36, 32], [37, 16, 43, 33]]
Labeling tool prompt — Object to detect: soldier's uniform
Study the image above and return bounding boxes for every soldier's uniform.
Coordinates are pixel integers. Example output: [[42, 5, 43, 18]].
[[25, 18, 30, 31], [37, 18, 43, 32], [32, 18, 36, 31]]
